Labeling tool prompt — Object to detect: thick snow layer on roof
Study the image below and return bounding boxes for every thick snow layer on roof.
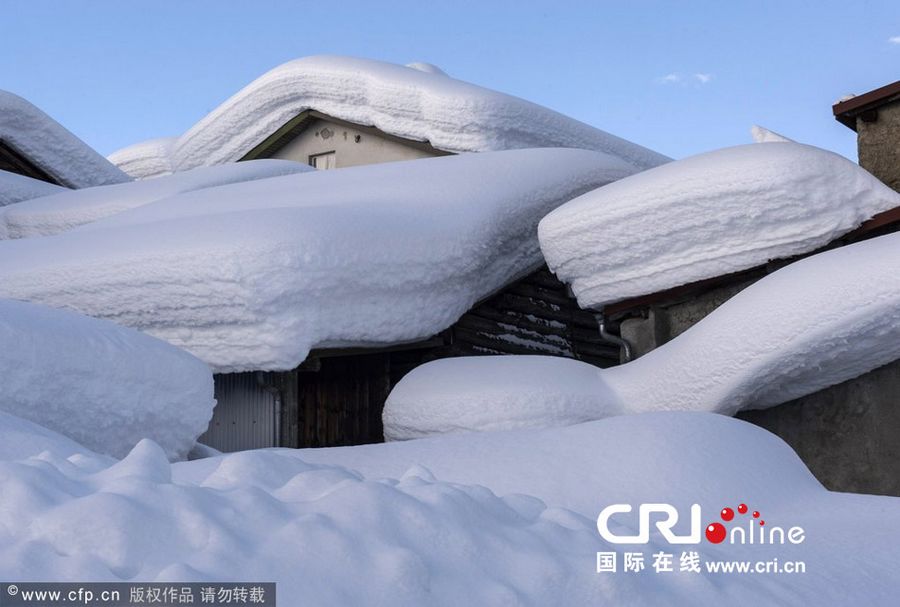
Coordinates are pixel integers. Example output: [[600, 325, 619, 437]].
[[0, 149, 633, 372], [750, 125, 793, 143], [0, 169, 66, 207], [539, 142, 900, 308], [106, 136, 177, 179], [0, 159, 313, 239], [2, 412, 897, 605], [109, 55, 669, 179], [0, 91, 130, 188], [0, 299, 214, 460], [386, 229, 900, 439]]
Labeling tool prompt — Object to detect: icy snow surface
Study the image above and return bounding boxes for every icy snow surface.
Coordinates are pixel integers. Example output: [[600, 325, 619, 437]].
[[109, 55, 669, 178], [539, 142, 900, 308], [0, 90, 129, 188], [1, 412, 897, 605], [0, 299, 214, 459], [0, 148, 633, 372], [0, 170, 66, 207], [0, 159, 314, 239], [386, 229, 900, 438]]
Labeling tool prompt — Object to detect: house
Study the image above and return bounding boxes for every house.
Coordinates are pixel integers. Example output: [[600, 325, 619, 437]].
[[108, 55, 668, 178], [537, 82, 900, 496], [0, 90, 129, 189]]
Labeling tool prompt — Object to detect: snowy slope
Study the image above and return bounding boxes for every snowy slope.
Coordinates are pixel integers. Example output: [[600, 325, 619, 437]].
[[0, 169, 66, 207], [1, 412, 897, 605], [539, 142, 900, 308], [0, 149, 633, 372], [0, 159, 314, 239], [386, 228, 900, 437], [0, 90, 129, 188], [106, 136, 177, 180], [0, 410, 109, 464], [0, 299, 214, 459], [109, 55, 669, 178]]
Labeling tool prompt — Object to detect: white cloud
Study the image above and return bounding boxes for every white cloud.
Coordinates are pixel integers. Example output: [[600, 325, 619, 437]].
[[890, 36, 900, 44], [656, 73, 682, 84], [694, 73, 712, 84]]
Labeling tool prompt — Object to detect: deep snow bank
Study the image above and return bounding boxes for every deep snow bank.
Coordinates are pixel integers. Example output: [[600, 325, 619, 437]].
[[2, 413, 897, 606], [0, 90, 129, 188], [539, 142, 900, 308], [110, 55, 669, 178], [0, 410, 109, 464], [106, 137, 177, 180], [0, 159, 314, 239], [0, 149, 632, 372], [386, 228, 900, 437], [0, 300, 214, 459], [0, 170, 66, 207]]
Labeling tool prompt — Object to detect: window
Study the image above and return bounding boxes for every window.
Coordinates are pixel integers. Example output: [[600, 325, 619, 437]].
[[309, 151, 336, 170]]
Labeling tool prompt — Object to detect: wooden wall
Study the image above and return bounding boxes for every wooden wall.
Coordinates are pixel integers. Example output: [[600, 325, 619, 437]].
[[211, 265, 617, 450]]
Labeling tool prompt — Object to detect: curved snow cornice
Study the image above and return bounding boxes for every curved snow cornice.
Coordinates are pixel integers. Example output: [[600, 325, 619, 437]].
[[0, 90, 130, 188], [109, 55, 670, 178]]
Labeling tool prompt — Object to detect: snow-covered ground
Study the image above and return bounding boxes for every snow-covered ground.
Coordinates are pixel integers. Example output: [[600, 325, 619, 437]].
[[0, 299, 214, 459], [1, 410, 896, 606], [0, 169, 66, 207], [539, 142, 900, 308], [0, 159, 313, 239], [0, 90, 129, 188], [386, 227, 900, 438], [109, 55, 669, 178], [0, 148, 633, 372]]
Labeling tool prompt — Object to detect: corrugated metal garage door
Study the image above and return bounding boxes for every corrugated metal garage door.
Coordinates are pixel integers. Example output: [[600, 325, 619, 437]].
[[199, 372, 276, 452]]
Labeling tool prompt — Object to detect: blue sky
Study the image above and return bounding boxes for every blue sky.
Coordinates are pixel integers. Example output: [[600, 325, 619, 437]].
[[2, 1, 899, 160]]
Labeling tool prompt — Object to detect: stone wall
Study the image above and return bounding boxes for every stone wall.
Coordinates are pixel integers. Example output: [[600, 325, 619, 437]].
[[857, 101, 900, 192]]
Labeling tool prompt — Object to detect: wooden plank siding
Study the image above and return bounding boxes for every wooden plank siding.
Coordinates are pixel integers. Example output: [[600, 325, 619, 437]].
[[210, 265, 615, 450]]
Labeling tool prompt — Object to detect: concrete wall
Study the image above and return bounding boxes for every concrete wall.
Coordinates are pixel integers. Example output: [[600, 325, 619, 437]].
[[615, 277, 900, 497], [738, 360, 900, 496], [857, 101, 900, 192], [270, 118, 438, 169]]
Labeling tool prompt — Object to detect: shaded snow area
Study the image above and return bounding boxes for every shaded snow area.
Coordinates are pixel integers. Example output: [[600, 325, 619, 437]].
[[539, 142, 900, 308], [0, 90, 129, 188], [386, 229, 900, 438], [0, 300, 214, 459], [0, 412, 895, 605], [0, 149, 633, 372], [0, 169, 66, 207], [0, 159, 314, 239], [109, 55, 669, 178]]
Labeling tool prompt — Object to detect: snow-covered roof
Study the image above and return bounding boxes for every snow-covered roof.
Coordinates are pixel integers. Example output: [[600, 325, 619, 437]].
[[0, 90, 130, 188], [539, 142, 900, 309], [0, 299, 213, 459], [386, 226, 900, 439], [109, 55, 670, 178], [106, 136, 177, 180], [0, 148, 634, 372], [0, 159, 314, 239], [0, 169, 66, 207]]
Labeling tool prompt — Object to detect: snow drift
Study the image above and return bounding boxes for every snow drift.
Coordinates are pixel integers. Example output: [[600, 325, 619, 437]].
[[2, 412, 898, 606], [386, 228, 900, 437], [109, 55, 669, 178], [105, 137, 177, 180], [0, 169, 66, 207], [0, 159, 314, 239], [539, 142, 900, 308], [0, 299, 214, 459], [0, 148, 633, 372], [0, 90, 129, 188]]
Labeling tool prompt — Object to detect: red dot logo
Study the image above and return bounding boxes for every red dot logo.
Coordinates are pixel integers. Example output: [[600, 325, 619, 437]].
[[737, 503, 748, 514], [752, 511, 760, 518], [705, 522, 727, 544], [720, 507, 734, 521], [760, 520, 765, 526]]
